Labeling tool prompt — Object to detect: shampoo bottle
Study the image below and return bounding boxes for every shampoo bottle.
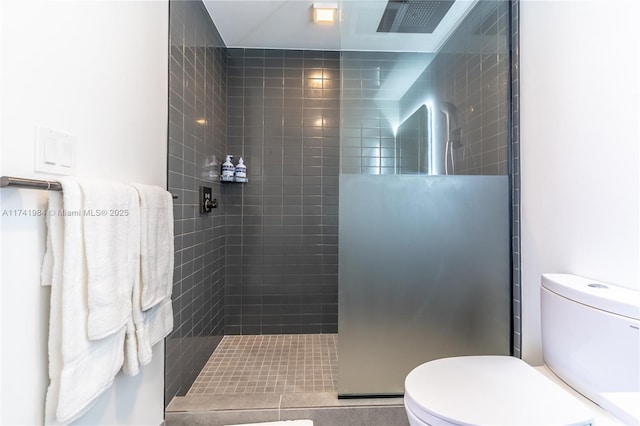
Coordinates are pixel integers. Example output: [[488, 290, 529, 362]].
[[234, 157, 247, 183], [221, 155, 234, 182]]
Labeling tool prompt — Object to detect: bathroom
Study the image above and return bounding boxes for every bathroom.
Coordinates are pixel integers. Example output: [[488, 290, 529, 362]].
[[0, 0, 638, 425]]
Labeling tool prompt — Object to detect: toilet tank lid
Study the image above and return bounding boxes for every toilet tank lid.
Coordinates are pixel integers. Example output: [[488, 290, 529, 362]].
[[542, 273, 640, 320]]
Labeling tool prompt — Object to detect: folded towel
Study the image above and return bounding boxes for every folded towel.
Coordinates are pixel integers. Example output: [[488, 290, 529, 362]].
[[44, 178, 126, 424], [130, 183, 174, 311], [78, 178, 139, 340], [123, 184, 174, 375]]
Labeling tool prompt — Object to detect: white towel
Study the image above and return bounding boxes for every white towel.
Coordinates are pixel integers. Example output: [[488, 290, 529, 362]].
[[226, 421, 314, 426], [145, 298, 174, 350], [43, 191, 63, 424], [123, 298, 174, 376], [122, 184, 174, 376], [44, 178, 125, 424], [40, 210, 55, 287], [78, 178, 139, 340], [130, 183, 174, 310]]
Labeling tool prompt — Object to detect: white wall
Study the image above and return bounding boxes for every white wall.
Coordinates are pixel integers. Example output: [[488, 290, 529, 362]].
[[520, 0, 640, 364], [0, 1, 169, 424]]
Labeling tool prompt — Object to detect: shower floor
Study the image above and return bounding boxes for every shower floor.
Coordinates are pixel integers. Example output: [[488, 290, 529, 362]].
[[187, 334, 338, 395], [170, 333, 408, 425]]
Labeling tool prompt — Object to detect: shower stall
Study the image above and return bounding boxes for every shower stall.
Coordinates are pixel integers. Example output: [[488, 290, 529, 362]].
[[166, 0, 516, 408]]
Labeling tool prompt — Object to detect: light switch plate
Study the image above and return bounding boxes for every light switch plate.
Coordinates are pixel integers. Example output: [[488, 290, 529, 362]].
[[44, 139, 58, 165], [35, 126, 76, 175], [60, 140, 75, 168]]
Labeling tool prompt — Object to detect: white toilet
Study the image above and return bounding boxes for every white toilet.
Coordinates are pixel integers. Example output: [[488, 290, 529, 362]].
[[404, 273, 640, 426]]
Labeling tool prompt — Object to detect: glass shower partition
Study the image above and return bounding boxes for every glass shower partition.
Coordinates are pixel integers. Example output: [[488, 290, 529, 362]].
[[337, 0, 512, 396]]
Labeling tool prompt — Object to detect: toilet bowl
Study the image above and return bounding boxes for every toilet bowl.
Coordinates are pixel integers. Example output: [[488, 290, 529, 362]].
[[404, 274, 640, 426]]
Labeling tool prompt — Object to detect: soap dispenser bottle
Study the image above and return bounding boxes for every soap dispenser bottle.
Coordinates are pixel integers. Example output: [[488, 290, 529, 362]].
[[221, 155, 235, 182], [234, 157, 247, 183]]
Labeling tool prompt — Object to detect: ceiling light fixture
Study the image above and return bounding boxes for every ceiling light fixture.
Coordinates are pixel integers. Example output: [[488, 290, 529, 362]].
[[313, 2, 337, 23]]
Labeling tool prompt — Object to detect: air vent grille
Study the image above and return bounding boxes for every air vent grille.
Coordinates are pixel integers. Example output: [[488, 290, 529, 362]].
[[377, 0, 455, 34]]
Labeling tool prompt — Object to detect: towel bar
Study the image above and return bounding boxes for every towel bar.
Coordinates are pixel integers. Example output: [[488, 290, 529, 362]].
[[0, 176, 179, 199]]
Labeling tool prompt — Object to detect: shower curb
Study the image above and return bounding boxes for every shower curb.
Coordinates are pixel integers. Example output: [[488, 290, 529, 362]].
[[165, 392, 408, 426]]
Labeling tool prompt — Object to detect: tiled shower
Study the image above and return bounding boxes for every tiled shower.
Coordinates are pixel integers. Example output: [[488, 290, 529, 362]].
[[165, 0, 520, 407]]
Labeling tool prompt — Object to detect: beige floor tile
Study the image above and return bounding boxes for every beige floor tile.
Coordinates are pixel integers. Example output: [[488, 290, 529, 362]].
[[187, 334, 338, 396]]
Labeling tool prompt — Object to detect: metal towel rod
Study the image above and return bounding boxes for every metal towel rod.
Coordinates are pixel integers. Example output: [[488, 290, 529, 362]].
[[0, 176, 179, 199]]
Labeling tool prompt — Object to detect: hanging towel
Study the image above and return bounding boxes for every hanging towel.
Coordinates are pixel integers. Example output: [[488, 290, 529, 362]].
[[43, 191, 63, 424], [145, 298, 173, 348], [123, 258, 144, 376], [40, 205, 56, 288], [123, 184, 174, 375], [130, 183, 174, 310], [123, 298, 174, 376], [78, 178, 139, 340], [122, 257, 148, 376], [43, 178, 125, 425]]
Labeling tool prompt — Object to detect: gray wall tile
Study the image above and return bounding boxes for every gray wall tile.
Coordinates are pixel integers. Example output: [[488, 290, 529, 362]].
[[166, 0, 227, 402], [224, 48, 339, 335], [398, 1, 511, 176]]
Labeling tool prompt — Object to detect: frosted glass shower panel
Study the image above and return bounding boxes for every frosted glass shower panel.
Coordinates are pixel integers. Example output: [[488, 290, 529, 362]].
[[338, 175, 510, 396]]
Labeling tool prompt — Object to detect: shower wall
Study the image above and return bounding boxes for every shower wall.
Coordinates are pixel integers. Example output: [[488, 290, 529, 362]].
[[340, 52, 411, 175], [340, 1, 510, 176], [166, 0, 227, 401], [224, 49, 340, 335], [400, 1, 511, 176]]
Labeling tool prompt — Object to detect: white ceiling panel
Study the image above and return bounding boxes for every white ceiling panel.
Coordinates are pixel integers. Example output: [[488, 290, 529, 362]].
[[203, 0, 478, 52], [204, 1, 341, 50]]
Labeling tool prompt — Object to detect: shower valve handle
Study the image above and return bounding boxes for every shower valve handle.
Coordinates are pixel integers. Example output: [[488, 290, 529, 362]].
[[204, 198, 218, 210]]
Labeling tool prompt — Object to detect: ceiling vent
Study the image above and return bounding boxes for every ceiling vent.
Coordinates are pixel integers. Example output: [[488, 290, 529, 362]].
[[377, 0, 455, 34]]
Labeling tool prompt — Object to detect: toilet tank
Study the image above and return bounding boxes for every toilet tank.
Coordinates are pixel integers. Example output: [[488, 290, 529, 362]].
[[541, 273, 640, 406]]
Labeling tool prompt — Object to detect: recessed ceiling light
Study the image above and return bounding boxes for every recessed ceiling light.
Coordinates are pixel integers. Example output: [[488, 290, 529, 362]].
[[313, 2, 337, 23]]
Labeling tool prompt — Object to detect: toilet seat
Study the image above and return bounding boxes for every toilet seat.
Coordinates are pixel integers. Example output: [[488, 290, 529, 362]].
[[404, 356, 594, 426]]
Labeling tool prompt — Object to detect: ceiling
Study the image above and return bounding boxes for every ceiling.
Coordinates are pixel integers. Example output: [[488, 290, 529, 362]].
[[203, 0, 478, 53]]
